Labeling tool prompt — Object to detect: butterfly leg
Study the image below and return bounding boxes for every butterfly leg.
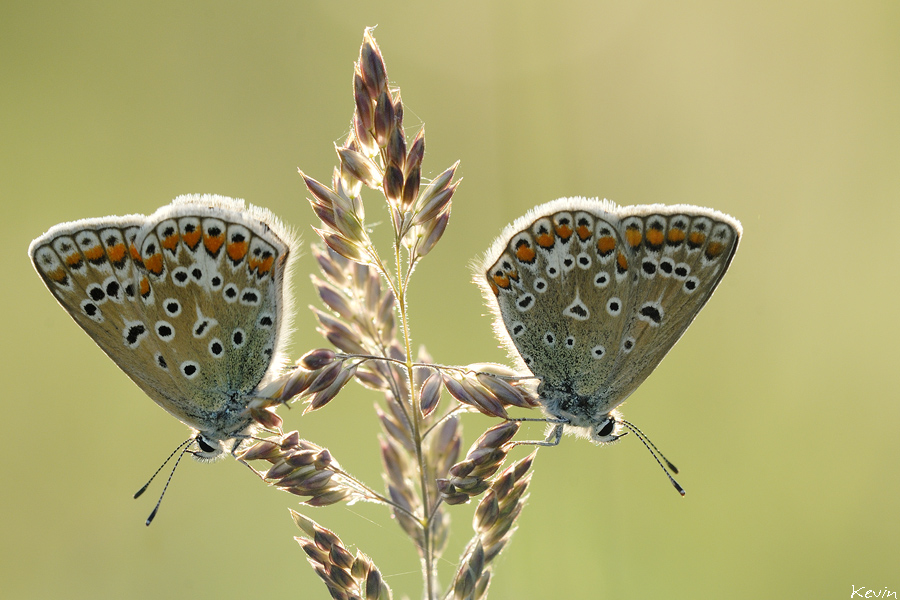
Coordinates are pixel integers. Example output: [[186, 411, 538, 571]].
[[508, 422, 564, 448], [509, 417, 567, 424]]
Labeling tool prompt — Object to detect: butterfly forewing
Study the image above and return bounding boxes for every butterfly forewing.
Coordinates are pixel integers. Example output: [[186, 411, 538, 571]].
[[31, 218, 147, 372], [601, 208, 740, 404]]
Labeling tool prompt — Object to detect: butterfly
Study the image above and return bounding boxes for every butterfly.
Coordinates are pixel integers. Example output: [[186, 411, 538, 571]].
[[478, 197, 741, 457], [29, 194, 296, 460]]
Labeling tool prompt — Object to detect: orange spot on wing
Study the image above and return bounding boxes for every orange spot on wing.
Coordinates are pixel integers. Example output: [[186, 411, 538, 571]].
[[576, 225, 592, 241], [536, 232, 555, 249], [227, 241, 249, 263], [161, 233, 179, 253], [515, 244, 536, 263], [667, 228, 686, 244], [144, 253, 164, 276], [139, 277, 151, 297], [488, 279, 499, 295], [47, 267, 68, 283], [204, 232, 225, 255], [689, 231, 706, 247], [248, 253, 262, 271], [256, 254, 274, 276], [597, 236, 616, 256], [65, 252, 82, 267], [555, 223, 573, 240], [84, 245, 105, 262], [182, 228, 201, 250], [645, 228, 664, 246], [705, 241, 725, 258], [129, 243, 143, 265], [616, 252, 628, 272], [107, 243, 127, 265], [492, 273, 511, 289], [625, 227, 642, 248]]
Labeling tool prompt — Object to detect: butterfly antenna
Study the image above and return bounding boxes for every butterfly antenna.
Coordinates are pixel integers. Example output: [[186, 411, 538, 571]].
[[622, 420, 685, 496], [622, 420, 679, 473], [134, 437, 194, 525], [134, 437, 193, 499]]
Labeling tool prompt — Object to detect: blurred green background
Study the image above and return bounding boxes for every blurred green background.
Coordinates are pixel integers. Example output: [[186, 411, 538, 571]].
[[3, 2, 898, 599]]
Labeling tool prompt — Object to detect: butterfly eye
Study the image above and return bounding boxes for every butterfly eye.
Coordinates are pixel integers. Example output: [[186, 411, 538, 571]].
[[596, 418, 616, 438], [196, 437, 218, 454]]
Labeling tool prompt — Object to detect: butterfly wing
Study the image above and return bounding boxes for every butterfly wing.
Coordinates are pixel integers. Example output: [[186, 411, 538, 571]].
[[30, 212, 156, 392], [601, 205, 741, 404], [128, 196, 294, 430], [480, 205, 622, 395]]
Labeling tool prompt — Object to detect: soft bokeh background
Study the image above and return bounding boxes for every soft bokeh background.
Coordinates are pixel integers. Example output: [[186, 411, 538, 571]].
[[3, 2, 898, 599]]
